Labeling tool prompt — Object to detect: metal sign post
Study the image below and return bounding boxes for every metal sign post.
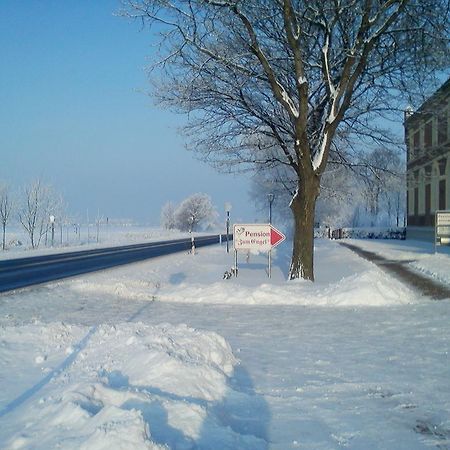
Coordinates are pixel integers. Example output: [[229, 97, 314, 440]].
[[268, 194, 275, 278], [226, 211, 230, 253], [268, 250, 272, 278]]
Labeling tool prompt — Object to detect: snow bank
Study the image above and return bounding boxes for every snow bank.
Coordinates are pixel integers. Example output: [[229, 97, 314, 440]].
[[410, 253, 450, 285], [150, 267, 414, 307], [65, 239, 417, 307], [345, 238, 450, 289], [0, 322, 86, 408], [0, 322, 258, 449], [318, 270, 414, 306]]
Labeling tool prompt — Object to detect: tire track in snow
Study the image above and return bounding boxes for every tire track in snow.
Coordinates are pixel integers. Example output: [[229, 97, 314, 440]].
[[126, 287, 159, 322], [0, 286, 159, 418], [0, 326, 98, 419]]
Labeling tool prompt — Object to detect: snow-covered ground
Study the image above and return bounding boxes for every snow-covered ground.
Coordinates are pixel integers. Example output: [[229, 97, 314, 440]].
[[347, 238, 450, 286], [0, 237, 449, 449]]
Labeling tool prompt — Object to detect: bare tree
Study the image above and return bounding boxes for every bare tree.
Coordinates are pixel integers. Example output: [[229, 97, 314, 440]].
[[254, 150, 406, 228], [123, 0, 449, 280], [315, 164, 363, 228], [356, 147, 405, 225], [18, 180, 63, 249], [0, 184, 13, 251], [388, 176, 406, 227], [251, 160, 366, 229], [160, 201, 177, 230], [249, 164, 296, 225], [174, 193, 216, 232]]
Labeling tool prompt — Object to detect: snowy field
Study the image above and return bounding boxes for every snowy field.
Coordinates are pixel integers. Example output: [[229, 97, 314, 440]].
[[0, 237, 449, 449], [0, 225, 197, 260]]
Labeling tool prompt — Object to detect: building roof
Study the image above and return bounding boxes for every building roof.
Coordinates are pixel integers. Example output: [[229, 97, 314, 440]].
[[405, 77, 450, 126]]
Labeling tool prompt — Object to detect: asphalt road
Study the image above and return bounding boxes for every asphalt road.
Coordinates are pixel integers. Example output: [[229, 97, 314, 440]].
[[0, 234, 229, 294]]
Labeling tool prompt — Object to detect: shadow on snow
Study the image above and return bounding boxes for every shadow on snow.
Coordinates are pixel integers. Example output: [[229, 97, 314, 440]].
[[100, 365, 270, 449]]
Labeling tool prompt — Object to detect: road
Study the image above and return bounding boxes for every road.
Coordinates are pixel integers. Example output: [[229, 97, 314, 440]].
[[0, 234, 228, 294]]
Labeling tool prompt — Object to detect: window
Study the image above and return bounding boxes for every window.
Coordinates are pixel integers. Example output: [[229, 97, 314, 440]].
[[424, 121, 432, 148], [438, 108, 448, 144], [439, 180, 446, 210], [414, 187, 419, 216], [425, 184, 432, 225], [425, 184, 431, 215], [438, 158, 447, 176], [425, 165, 432, 183], [413, 130, 420, 150]]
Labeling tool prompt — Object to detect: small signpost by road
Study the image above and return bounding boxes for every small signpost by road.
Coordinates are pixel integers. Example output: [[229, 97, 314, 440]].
[[233, 223, 286, 278], [435, 210, 450, 251], [49, 215, 55, 247]]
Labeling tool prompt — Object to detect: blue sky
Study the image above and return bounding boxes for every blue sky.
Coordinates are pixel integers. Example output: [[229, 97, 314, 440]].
[[0, 0, 257, 224]]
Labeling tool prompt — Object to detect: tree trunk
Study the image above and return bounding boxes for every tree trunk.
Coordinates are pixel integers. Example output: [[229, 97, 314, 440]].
[[289, 173, 320, 281], [30, 229, 35, 249]]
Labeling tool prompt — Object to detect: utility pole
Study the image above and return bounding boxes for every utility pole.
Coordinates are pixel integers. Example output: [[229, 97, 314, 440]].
[[268, 193, 274, 224], [267, 194, 274, 278], [225, 202, 232, 253], [50, 215, 55, 247]]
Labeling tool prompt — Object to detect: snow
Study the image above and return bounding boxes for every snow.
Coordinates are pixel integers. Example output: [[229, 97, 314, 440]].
[[280, 87, 299, 118], [345, 238, 450, 285], [0, 322, 238, 449], [1, 237, 449, 449], [312, 134, 331, 172], [0, 225, 198, 260]]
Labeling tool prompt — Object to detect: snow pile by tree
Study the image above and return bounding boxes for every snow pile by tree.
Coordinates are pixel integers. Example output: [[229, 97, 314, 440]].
[[64, 239, 417, 307]]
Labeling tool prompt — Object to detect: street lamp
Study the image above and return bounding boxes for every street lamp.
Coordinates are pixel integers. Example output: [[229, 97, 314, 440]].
[[225, 202, 232, 253], [268, 194, 274, 224], [49, 215, 55, 247]]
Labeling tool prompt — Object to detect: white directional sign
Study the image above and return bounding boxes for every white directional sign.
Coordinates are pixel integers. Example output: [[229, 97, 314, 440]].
[[435, 210, 450, 247], [233, 224, 286, 251], [436, 210, 450, 226]]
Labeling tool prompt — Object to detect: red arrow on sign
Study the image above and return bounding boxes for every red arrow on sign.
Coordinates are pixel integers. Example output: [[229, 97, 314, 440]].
[[270, 225, 286, 247]]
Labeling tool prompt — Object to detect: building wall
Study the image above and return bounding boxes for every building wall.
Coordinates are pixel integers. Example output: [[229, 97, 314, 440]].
[[405, 79, 450, 236]]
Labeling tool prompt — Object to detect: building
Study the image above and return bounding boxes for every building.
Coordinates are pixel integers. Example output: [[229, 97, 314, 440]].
[[405, 78, 450, 241]]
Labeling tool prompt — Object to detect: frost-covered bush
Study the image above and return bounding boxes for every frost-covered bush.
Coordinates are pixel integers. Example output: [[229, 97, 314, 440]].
[[316, 227, 406, 240]]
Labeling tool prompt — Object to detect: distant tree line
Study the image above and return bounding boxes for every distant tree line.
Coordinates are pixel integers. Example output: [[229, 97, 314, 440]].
[[160, 193, 217, 233], [251, 146, 406, 229], [0, 179, 65, 250]]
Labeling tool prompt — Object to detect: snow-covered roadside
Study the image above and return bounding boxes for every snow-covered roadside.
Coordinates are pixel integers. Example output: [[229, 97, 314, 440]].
[[0, 225, 207, 261], [0, 239, 449, 449], [47, 240, 417, 309]]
